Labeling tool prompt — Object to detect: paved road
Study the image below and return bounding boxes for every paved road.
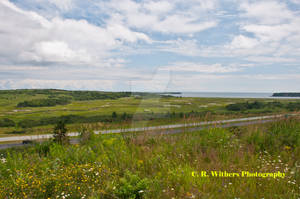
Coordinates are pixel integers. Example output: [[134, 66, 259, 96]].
[[0, 114, 294, 144], [0, 118, 282, 150]]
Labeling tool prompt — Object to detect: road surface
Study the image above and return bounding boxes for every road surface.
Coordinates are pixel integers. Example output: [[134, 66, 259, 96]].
[[0, 114, 295, 145]]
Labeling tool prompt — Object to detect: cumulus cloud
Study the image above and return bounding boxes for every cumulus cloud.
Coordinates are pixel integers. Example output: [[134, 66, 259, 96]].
[[238, 1, 300, 49], [229, 35, 259, 49], [240, 1, 293, 25], [0, 0, 150, 67], [1, 0, 300, 91], [204, 0, 300, 64], [99, 0, 218, 34]]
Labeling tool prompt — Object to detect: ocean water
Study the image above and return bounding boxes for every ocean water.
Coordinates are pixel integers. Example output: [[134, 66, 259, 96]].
[[168, 92, 299, 99]]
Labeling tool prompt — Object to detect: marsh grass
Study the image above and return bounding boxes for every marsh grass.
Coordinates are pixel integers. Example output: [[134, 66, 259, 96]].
[[0, 118, 299, 198]]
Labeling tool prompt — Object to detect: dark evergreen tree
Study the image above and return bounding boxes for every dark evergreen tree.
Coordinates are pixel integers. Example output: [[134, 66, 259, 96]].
[[53, 121, 69, 145], [112, 112, 118, 119]]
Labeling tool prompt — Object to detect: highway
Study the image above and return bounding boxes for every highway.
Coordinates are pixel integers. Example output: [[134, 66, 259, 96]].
[[0, 114, 294, 148]]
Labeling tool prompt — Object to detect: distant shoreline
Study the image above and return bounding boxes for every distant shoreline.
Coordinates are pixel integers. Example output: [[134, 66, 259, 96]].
[[272, 93, 300, 97]]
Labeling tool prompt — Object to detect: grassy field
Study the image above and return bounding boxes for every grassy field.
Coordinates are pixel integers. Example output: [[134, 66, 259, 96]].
[[1, 89, 300, 136], [0, 117, 299, 198]]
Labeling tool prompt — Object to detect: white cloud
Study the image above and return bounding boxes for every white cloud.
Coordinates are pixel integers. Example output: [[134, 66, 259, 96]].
[[160, 62, 240, 73], [210, 0, 300, 63], [0, 0, 150, 66], [50, 0, 73, 11], [153, 17, 217, 34], [290, 0, 300, 5], [240, 1, 293, 25], [100, 0, 218, 34], [161, 73, 300, 92], [0, 79, 115, 90], [245, 56, 296, 64], [158, 39, 201, 56], [0, 65, 46, 71], [32, 41, 92, 63], [143, 1, 174, 14], [242, 23, 298, 42], [229, 35, 259, 49]]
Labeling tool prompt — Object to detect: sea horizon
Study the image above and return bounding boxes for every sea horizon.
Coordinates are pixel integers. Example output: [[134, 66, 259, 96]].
[[164, 92, 300, 99]]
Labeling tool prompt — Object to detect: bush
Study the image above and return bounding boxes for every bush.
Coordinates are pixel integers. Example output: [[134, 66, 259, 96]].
[[6, 130, 26, 134], [112, 112, 118, 120], [17, 97, 70, 107], [286, 102, 300, 111], [113, 171, 150, 199], [226, 101, 285, 111], [79, 126, 95, 145], [70, 91, 132, 101], [18, 119, 40, 128], [0, 118, 15, 127], [35, 141, 53, 157], [226, 103, 247, 111]]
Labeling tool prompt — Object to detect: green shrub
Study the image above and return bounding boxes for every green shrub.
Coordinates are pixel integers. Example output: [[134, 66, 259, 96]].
[[0, 118, 15, 127], [6, 130, 26, 134], [79, 126, 96, 145], [17, 97, 70, 107], [286, 102, 300, 111], [18, 119, 40, 128], [113, 171, 150, 199]]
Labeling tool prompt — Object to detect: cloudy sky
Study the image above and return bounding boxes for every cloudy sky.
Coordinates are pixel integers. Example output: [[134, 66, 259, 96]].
[[1, 0, 300, 92]]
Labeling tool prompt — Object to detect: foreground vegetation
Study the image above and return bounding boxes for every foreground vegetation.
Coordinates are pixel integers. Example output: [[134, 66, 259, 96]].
[[0, 117, 299, 198]]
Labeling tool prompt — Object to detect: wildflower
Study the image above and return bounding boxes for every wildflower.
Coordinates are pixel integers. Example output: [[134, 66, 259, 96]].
[[0, 158, 6, 163], [138, 160, 144, 164], [138, 190, 144, 193]]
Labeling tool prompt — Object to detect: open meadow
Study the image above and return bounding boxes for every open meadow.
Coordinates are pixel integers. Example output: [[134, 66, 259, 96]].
[[0, 90, 299, 198], [0, 117, 299, 198], [1, 89, 300, 137], [2, 0, 300, 198]]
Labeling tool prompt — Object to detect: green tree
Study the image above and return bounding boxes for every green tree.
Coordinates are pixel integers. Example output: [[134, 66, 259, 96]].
[[112, 112, 118, 120], [121, 112, 128, 121], [53, 121, 69, 145]]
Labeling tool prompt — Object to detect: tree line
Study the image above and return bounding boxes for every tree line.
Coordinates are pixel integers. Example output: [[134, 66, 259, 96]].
[[1, 111, 209, 129], [17, 97, 71, 107], [226, 101, 300, 111]]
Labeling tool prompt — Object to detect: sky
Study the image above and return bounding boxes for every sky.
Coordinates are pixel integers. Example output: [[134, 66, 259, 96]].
[[0, 0, 300, 92]]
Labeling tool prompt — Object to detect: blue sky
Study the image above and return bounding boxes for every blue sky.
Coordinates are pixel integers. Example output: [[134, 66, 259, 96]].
[[0, 0, 300, 92]]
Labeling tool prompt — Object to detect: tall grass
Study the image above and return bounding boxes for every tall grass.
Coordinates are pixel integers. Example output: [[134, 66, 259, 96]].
[[0, 118, 299, 198]]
